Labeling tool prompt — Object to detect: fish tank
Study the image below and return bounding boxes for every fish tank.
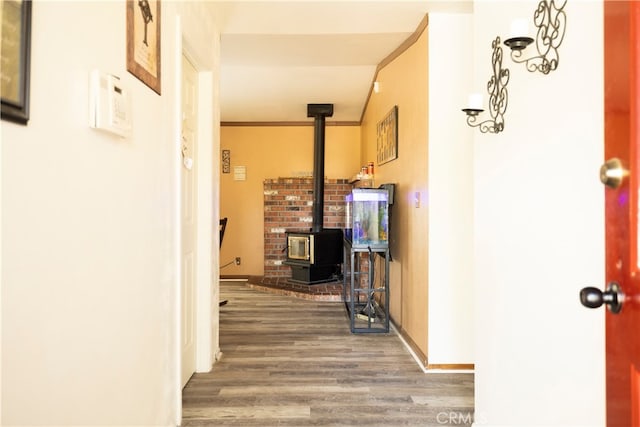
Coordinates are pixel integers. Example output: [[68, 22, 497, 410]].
[[345, 188, 389, 248]]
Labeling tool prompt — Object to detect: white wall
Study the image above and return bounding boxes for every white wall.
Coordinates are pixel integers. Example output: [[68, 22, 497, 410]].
[[0, 57, 3, 421], [428, 13, 475, 365], [473, 1, 605, 425], [1, 1, 219, 425]]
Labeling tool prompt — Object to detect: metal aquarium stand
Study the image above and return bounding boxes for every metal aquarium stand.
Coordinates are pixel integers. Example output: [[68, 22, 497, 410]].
[[342, 238, 390, 333]]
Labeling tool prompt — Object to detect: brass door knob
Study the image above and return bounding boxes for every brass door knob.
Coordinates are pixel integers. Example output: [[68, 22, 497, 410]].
[[600, 158, 626, 189]]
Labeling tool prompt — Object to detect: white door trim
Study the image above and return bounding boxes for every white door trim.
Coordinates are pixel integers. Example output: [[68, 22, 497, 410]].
[[181, 39, 216, 377], [180, 53, 198, 389], [173, 14, 218, 426], [194, 68, 215, 373]]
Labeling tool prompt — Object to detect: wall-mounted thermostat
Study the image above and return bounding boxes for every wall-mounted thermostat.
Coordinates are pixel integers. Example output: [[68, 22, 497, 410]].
[[89, 70, 132, 138]]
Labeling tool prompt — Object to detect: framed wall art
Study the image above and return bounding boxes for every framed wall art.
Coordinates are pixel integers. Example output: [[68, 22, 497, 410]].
[[376, 105, 398, 165], [1, 0, 32, 125], [126, 0, 161, 94], [222, 149, 230, 173]]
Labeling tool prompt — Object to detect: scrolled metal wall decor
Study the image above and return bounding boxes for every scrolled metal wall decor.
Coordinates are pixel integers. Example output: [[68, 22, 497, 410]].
[[504, 0, 567, 74], [462, 36, 510, 134]]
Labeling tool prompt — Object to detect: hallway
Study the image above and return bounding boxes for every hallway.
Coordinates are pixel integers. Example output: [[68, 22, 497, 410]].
[[181, 281, 474, 426]]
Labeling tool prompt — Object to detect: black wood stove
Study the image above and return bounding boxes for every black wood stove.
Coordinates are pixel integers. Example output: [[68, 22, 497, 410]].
[[283, 104, 343, 284]]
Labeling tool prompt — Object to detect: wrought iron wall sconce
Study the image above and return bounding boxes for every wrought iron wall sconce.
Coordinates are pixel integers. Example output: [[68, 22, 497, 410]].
[[503, 0, 567, 74], [462, 36, 510, 134]]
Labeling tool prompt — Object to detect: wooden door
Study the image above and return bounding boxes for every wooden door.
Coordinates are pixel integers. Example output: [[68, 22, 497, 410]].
[[181, 55, 198, 388], [602, 1, 640, 425]]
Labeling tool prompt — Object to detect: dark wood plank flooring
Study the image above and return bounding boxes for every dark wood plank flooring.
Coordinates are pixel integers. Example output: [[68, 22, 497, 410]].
[[182, 281, 474, 426]]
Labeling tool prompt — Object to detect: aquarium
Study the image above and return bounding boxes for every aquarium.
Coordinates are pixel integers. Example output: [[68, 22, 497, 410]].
[[346, 188, 389, 248]]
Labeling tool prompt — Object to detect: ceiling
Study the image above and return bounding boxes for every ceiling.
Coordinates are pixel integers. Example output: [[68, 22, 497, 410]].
[[212, 1, 473, 123]]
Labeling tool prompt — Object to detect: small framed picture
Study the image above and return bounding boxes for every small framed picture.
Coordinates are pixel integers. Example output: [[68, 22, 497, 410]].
[[222, 149, 230, 174], [126, 0, 161, 94]]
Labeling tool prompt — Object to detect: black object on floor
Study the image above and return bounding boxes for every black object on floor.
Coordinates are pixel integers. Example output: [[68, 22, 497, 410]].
[[219, 217, 229, 308]]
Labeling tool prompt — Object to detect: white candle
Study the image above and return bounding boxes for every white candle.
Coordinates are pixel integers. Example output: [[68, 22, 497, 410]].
[[510, 18, 529, 38], [468, 93, 483, 110]]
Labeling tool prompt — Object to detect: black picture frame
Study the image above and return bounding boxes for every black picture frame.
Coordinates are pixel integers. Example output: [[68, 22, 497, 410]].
[[1, 0, 32, 125]]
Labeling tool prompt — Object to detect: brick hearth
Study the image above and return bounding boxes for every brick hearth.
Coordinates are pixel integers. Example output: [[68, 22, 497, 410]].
[[246, 275, 343, 302]]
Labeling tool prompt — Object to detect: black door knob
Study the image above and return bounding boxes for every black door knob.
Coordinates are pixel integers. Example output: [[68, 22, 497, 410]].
[[580, 282, 623, 314]]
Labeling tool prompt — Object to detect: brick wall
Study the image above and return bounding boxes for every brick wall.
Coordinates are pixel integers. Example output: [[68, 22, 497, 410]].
[[263, 177, 352, 278]]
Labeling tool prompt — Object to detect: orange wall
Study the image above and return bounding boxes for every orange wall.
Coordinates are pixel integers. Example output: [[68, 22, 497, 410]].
[[220, 125, 360, 276], [360, 28, 429, 358]]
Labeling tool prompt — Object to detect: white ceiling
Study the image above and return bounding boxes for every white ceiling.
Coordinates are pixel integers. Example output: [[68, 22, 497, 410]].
[[212, 1, 472, 123]]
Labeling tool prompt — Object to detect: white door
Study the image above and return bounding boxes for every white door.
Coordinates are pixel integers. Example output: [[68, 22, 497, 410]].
[[181, 55, 198, 388]]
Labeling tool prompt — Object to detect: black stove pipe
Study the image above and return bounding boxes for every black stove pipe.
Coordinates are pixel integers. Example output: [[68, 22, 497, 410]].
[[307, 103, 333, 233]]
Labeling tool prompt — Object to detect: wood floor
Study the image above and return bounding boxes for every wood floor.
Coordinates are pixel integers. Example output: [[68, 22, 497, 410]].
[[181, 281, 474, 426]]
